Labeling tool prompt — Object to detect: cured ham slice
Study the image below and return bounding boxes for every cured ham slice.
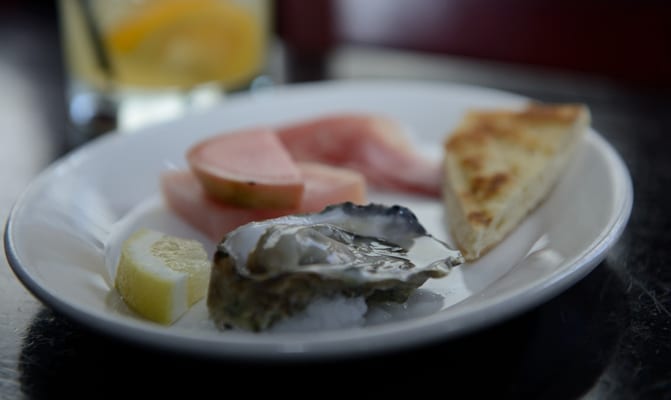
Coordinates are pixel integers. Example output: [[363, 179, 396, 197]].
[[277, 114, 442, 197], [161, 163, 366, 242], [187, 127, 304, 209], [295, 162, 367, 213]]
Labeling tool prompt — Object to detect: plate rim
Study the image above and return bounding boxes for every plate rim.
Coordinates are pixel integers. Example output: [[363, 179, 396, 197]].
[[3, 79, 634, 360]]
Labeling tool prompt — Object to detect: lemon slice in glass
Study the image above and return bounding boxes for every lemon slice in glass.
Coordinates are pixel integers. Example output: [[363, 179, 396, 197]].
[[114, 228, 211, 325], [104, 0, 265, 89]]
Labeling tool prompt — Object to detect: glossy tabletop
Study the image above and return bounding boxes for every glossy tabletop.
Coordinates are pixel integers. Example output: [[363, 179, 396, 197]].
[[1, 4, 670, 399]]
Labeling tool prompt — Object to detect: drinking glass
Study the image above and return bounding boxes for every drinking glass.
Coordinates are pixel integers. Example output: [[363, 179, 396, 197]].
[[59, 0, 272, 146]]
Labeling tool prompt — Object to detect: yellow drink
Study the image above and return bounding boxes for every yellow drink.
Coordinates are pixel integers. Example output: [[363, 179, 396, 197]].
[[59, 0, 271, 142], [62, 0, 269, 90]]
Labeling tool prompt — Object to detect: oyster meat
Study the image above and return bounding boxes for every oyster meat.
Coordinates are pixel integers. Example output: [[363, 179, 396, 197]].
[[207, 202, 464, 331]]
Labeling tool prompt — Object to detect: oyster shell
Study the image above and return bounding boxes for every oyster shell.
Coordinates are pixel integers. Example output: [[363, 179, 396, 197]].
[[207, 202, 464, 331]]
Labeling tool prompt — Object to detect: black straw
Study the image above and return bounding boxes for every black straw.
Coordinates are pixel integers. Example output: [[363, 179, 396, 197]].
[[78, 0, 114, 79]]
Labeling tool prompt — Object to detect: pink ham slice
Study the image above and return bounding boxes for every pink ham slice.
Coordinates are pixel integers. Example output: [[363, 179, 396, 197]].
[[277, 114, 442, 197], [161, 162, 366, 242], [293, 162, 366, 213], [187, 127, 304, 209]]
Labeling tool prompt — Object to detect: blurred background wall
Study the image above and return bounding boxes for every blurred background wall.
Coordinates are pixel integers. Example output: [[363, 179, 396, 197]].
[[277, 0, 671, 87]]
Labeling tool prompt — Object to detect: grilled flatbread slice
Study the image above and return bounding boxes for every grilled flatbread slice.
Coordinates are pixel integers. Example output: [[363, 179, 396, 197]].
[[442, 103, 590, 261]]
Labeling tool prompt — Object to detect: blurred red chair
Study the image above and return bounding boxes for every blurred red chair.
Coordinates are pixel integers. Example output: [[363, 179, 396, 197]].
[[276, 0, 671, 87]]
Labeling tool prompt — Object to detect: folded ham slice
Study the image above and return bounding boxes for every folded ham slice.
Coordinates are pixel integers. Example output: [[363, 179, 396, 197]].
[[277, 114, 442, 197], [187, 127, 304, 209], [161, 162, 366, 242]]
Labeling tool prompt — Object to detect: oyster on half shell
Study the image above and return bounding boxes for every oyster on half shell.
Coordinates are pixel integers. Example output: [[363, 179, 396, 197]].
[[207, 202, 464, 331]]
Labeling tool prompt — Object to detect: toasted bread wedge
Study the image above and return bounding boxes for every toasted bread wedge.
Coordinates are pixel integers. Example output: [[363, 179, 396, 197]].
[[442, 103, 590, 261]]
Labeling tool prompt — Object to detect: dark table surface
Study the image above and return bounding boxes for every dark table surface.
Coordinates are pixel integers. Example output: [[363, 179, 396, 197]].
[[2, 4, 670, 399]]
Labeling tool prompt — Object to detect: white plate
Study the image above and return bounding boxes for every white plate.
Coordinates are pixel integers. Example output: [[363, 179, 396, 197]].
[[4, 80, 632, 360]]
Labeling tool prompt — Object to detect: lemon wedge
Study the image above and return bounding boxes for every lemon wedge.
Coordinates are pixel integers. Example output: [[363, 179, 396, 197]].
[[103, 0, 265, 89], [114, 228, 210, 325]]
